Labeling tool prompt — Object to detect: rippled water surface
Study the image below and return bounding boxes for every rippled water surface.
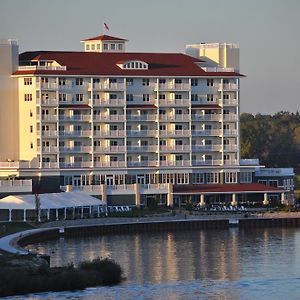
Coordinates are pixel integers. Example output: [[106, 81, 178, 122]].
[[14, 227, 300, 299]]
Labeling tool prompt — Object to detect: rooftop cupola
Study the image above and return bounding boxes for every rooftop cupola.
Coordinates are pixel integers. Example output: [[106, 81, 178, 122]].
[[80, 34, 128, 53]]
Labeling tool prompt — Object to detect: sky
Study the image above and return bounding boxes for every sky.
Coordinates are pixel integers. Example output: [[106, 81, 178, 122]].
[[0, 0, 299, 114]]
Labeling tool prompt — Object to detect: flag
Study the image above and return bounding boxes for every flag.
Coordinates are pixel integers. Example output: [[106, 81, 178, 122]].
[[104, 23, 109, 31]]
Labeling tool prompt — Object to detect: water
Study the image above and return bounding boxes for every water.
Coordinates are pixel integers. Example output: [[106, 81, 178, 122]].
[[11, 227, 300, 299]]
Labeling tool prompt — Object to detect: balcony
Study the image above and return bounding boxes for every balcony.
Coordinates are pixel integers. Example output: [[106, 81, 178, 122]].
[[90, 83, 125, 91], [127, 145, 157, 152], [223, 129, 238, 136], [93, 99, 125, 107], [93, 115, 125, 122], [160, 129, 190, 137], [223, 114, 237, 122], [155, 83, 190, 91], [159, 99, 190, 106], [219, 99, 238, 106], [159, 114, 190, 122], [59, 98, 91, 106], [160, 145, 190, 152], [223, 160, 239, 165], [219, 83, 238, 91], [60, 162, 92, 168], [39, 82, 58, 90], [59, 146, 92, 153], [224, 145, 238, 151], [192, 145, 222, 151], [94, 130, 125, 137], [37, 146, 58, 153], [127, 130, 157, 137], [59, 115, 91, 122], [128, 161, 158, 167], [191, 129, 221, 136], [0, 179, 32, 193], [39, 130, 58, 138], [192, 160, 222, 166], [94, 146, 126, 153], [40, 115, 58, 122], [94, 161, 126, 168], [59, 130, 92, 137], [37, 98, 58, 106], [41, 162, 59, 168], [191, 114, 221, 122], [127, 115, 157, 121], [160, 160, 191, 167]]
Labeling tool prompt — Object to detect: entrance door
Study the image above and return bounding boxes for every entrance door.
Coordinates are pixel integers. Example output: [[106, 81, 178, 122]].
[[137, 175, 145, 185], [106, 175, 114, 186], [72, 176, 81, 187]]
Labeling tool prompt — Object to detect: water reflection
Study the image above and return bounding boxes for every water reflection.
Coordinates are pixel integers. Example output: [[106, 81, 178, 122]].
[[27, 227, 300, 288]]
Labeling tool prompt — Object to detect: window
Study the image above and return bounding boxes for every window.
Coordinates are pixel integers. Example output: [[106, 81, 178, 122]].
[[176, 155, 183, 161], [110, 43, 116, 50], [126, 78, 133, 86], [103, 43, 108, 50], [160, 140, 166, 146], [24, 94, 32, 101], [223, 94, 229, 100], [175, 140, 183, 145], [30, 125, 33, 133], [76, 94, 83, 101], [159, 109, 166, 115], [258, 180, 267, 185], [191, 79, 198, 86], [160, 155, 166, 161], [110, 156, 118, 161], [240, 172, 252, 183], [175, 125, 183, 130], [175, 94, 182, 100], [110, 140, 118, 146], [269, 180, 278, 187], [86, 45, 90, 51], [110, 94, 117, 99], [24, 78, 32, 85], [141, 140, 148, 146], [159, 79, 166, 84], [30, 110, 33, 117], [126, 94, 133, 101], [175, 109, 182, 115], [97, 44, 100, 50], [110, 109, 118, 115], [141, 156, 148, 161], [192, 173, 205, 184], [110, 125, 118, 131], [159, 94, 166, 100], [143, 94, 149, 102], [175, 79, 182, 84], [41, 77, 48, 83], [75, 78, 83, 85], [91, 44, 95, 50], [207, 172, 218, 183], [191, 94, 198, 101], [30, 142, 33, 149], [207, 94, 214, 102], [160, 124, 166, 131], [118, 44, 123, 50], [93, 78, 100, 84], [59, 78, 66, 85], [59, 93, 67, 102], [207, 79, 214, 86], [142, 79, 150, 86], [225, 172, 237, 183], [223, 79, 229, 84]]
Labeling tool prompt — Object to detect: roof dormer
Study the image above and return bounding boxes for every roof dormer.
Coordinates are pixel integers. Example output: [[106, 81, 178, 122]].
[[81, 34, 128, 53], [117, 60, 148, 70]]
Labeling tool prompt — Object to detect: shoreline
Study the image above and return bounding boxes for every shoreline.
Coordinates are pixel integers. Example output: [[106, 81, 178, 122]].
[[1, 211, 300, 255]]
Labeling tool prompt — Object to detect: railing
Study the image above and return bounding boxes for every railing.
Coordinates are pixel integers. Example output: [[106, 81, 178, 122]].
[[58, 98, 91, 105], [127, 115, 157, 121], [60, 162, 92, 168], [37, 98, 58, 106], [159, 114, 190, 122], [224, 145, 238, 151], [192, 160, 222, 166], [0, 179, 32, 193], [59, 146, 92, 152], [159, 99, 190, 106], [93, 115, 125, 122], [160, 129, 190, 137], [240, 159, 260, 166], [37, 146, 58, 153], [127, 130, 157, 137], [93, 99, 125, 106], [94, 161, 126, 168], [202, 67, 235, 72], [94, 130, 125, 137], [0, 161, 58, 169], [223, 129, 238, 136], [94, 146, 126, 153], [19, 65, 66, 71], [223, 114, 237, 121], [155, 83, 190, 90], [192, 145, 222, 151], [40, 115, 58, 122], [219, 99, 237, 106], [192, 129, 221, 136], [59, 115, 91, 122], [59, 130, 92, 137], [141, 183, 168, 191], [127, 146, 157, 152], [223, 160, 239, 165], [41, 162, 59, 168], [128, 161, 158, 167], [191, 114, 221, 122], [160, 145, 190, 152], [90, 83, 125, 91], [160, 161, 191, 167], [219, 83, 238, 91], [39, 130, 58, 137]]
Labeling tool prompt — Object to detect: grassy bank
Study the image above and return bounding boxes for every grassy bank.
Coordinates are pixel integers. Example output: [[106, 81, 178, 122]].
[[0, 256, 123, 297]]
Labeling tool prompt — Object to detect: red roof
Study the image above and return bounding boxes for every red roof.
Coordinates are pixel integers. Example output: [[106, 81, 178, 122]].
[[81, 34, 128, 42], [59, 104, 90, 109], [173, 183, 284, 194], [191, 104, 221, 109], [127, 104, 157, 109], [14, 51, 242, 77]]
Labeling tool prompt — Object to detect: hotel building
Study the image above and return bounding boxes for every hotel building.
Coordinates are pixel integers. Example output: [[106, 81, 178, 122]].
[[0, 35, 294, 207]]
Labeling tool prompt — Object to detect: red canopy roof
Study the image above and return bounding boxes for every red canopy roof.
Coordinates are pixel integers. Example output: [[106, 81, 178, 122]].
[[173, 183, 284, 194]]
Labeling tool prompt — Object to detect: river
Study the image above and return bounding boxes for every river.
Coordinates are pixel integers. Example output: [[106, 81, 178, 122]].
[[11, 227, 300, 299]]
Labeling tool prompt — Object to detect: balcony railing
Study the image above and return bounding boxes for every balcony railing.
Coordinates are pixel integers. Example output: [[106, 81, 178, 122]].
[[223, 160, 239, 165], [191, 114, 221, 122], [160, 145, 190, 152], [94, 146, 126, 153], [160, 160, 191, 167], [223, 145, 238, 151], [59, 146, 92, 153], [160, 129, 190, 137], [191, 129, 221, 136], [93, 115, 125, 122], [127, 115, 157, 121], [192, 160, 222, 166], [127, 145, 157, 152], [159, 99, 190, 106], [94, 161, 126, 168], [192, 145, 222, 151], [223, 129, 238, 136], [219, 99, 237, 106], [59, 130, 92, 137], [93, 99, 125, 106], [127, 130, 157, 137], [159, 114, 190, 122], [37, 146, 58, 153], [37, 98, 58, 106], [155, 83, 190, 90], [59, 115, 91, 122], [39, 130, 58, 137], [41, 162, 59, 168], [60, 162, 92, 168], [94, 130, 125, 137], [219, 83, 238, 91], [90, 83, 125, 91], [40, 115, 58, 122], [128, 161, 158, 167], [223, 115, 237, 121]]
